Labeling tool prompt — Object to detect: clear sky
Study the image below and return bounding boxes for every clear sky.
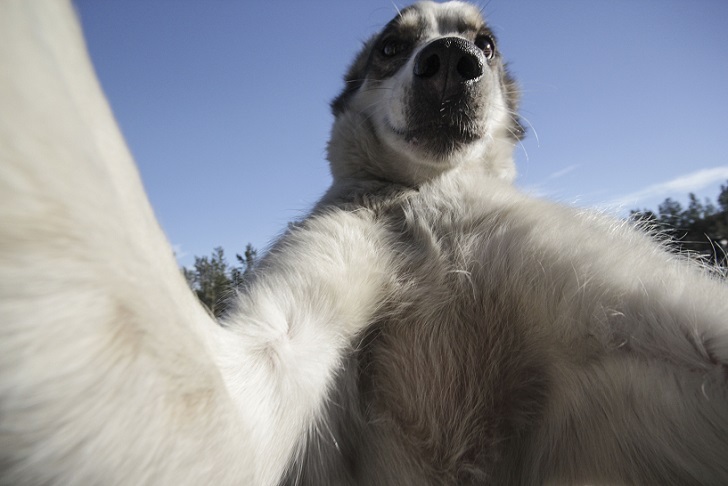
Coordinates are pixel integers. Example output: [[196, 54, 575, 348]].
[[73, 1, 728, 266]]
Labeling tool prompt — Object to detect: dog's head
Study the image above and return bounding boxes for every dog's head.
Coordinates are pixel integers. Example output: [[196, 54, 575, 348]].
[[328, 1, 523, 186]]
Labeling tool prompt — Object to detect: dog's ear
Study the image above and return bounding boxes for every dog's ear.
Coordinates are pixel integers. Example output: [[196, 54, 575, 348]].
[[330, 36, 376, 117]]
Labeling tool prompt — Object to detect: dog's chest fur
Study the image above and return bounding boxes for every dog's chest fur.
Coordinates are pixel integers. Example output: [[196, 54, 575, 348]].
[[296, 174, 553, 484]]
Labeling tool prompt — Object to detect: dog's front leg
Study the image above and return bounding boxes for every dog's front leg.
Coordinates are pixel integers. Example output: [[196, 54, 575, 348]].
[[0, 1, 393, 484], [214, 213, 394, 485], [488, 201, 728, 485]]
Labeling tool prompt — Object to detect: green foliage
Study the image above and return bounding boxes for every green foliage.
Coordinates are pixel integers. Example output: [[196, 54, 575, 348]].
[[719, 182, 728, 213], [183, 245, 257, 318], [630, 181, 728, 267]]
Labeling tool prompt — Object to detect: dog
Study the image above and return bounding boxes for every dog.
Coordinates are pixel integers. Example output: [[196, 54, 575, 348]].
[[1, 1, 727, 484]]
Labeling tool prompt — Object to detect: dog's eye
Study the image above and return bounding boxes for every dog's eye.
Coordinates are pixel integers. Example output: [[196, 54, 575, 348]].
[[381, 38, 407, 57], [475, 35, 495, 59]]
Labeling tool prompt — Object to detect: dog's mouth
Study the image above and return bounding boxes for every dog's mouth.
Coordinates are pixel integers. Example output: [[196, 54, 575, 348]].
[[388, 119, 482, 149], [386, 94, 485, 156]]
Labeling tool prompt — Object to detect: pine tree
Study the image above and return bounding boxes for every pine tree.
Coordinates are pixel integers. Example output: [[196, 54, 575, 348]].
[[183, 244, 258, 318], [657, 198, 684, 229], [631, 181, 728, 267], [718, 182, 728, 213], [231, 243, 258, 288]]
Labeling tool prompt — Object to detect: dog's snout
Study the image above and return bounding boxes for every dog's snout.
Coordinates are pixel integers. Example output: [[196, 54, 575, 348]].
[[414, 37, 484, 90]]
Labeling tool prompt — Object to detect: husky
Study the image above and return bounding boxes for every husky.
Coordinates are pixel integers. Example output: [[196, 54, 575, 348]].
[[1, 1, 726, 484]]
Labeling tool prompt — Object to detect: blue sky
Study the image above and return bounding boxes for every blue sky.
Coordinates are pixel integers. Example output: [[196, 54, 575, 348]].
[[74, 1, 728, 266]]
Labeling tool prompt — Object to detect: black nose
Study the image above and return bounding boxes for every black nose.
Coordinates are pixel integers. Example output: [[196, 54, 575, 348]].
[[413, 37, 484, 92]]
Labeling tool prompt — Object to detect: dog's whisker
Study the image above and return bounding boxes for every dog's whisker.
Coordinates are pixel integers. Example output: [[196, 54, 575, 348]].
[[391, 1, 402, 18], [511, 110, 539, 146]]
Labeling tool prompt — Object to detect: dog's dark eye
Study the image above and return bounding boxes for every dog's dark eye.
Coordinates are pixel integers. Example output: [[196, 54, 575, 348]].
[[475, 35, 495, 59], [381, 38, 407, 57]]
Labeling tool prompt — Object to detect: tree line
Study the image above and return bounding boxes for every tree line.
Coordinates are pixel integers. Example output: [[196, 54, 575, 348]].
[[630, 181, 728, 267], [183, 181, 728, 317], [182, 243, 258, 318]]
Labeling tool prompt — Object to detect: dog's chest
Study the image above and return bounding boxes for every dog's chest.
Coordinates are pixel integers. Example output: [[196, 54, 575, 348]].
[[353, 193, 548, 481]]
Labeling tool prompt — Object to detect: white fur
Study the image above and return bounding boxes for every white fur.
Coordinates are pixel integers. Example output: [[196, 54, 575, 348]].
[[1, 1, 727, 485], [0, 1, 390, 483]]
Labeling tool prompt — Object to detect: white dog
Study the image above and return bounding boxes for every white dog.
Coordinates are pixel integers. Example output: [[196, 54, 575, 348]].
[[1, 1, 726, 485]]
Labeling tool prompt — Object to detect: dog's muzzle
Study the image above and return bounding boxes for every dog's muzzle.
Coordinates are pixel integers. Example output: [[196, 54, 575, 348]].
[[413, 37, 485, 100], [402, 37, 487, 155]]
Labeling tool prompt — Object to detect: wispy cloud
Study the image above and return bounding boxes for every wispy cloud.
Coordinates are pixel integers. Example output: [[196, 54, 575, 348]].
[[521, 164, 582, 198], [600, 166, 728, 211], [545, 163, 581, 181]]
